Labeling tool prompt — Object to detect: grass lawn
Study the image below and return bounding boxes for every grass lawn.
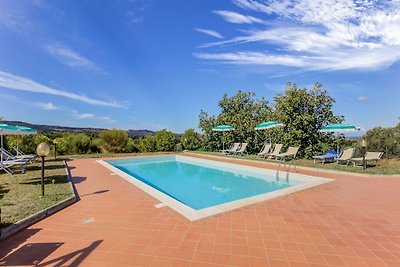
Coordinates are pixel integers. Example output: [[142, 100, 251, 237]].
[[0, 159, 73, 228], [191, 151, 400, 175]]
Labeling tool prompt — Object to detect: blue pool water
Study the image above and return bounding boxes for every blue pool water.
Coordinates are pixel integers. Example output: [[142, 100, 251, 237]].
[[106, 156, 302, 210]]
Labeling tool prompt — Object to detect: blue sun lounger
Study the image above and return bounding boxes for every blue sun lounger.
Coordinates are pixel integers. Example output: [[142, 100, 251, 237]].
[[312, 150, 338, 164]]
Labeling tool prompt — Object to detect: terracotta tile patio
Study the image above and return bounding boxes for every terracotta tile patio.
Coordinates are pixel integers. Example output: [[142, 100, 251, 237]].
[[1, 154, 400, 266]]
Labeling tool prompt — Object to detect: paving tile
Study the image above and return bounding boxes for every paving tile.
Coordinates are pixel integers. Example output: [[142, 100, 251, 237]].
[[0, 155, 399, 267]]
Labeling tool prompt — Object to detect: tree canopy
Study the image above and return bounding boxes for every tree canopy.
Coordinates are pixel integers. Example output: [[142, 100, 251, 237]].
[[198, 83, 343, 157]]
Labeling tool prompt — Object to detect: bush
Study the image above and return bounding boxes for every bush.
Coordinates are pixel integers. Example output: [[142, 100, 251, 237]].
[[54, 137, 69, 155], [181, 129, 202, 150], [154, 129, 177, 151], [138, 135, 157, 152], [361, 123, 400, 158], [99, 129, 129, 153], [125, 138, 140, 153], [68, 133, 91, 154], [90, 138, 104, 153]]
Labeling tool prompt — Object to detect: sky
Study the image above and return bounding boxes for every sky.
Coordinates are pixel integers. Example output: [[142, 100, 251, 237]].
[[0, 0, 399, 133]]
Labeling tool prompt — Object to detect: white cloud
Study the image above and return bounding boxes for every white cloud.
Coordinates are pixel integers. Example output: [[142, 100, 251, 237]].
[[74, 112, 94, 119], [357, 96, 368, 101], [194, 28, 224, 39], [0, 70, 124, 108], [197, 0, 400, 71], [72, 110, 116, 123], [34, 102, 59, 110], [212, 10, 264, 24], [46, 44, 102, 72]]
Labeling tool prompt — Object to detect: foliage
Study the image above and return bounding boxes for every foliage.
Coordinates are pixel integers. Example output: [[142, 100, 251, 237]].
[[90, 138, 104, 153], [154, 129, 177, 151], [138, 135, 157, 152], [99, 129, 129, 153], [181, 129, 202, 150], [67, 133, 91, 154], [5, 134, 50, 154], [198, 84, 343, 157], [199, 91, 271, 153], [361, 123, 400, 158], [272, 83, 343, 157], [125, 138, 140, 153], [54, 137, 69, 155]]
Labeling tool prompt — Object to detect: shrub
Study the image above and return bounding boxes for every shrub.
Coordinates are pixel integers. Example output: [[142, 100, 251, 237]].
[[68, 133, 91, 154], [54, 137, 69, 155], [154, 129, 177, 151], [99, 129, 129, 153], [90, 138, 104, 153], [181, 129, 202, 150], [125, 138, 139, 153], [138, 135, 157, 152]]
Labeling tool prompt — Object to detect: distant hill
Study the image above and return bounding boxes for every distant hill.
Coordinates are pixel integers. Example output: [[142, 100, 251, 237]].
[[2, 120, 156, 139]]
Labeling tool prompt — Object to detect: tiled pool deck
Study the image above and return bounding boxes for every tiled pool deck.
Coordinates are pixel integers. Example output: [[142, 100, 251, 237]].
[[1, 153, 400, 266]]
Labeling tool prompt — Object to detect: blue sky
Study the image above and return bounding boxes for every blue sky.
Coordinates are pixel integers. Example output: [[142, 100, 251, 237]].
[[0, 0, 399, 133]]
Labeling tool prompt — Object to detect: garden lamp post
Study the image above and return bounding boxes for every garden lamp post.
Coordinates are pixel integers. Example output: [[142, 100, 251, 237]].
[[53, 139, 57, 160], [36, 142, 50, 197], [361, 139, 368, 171]]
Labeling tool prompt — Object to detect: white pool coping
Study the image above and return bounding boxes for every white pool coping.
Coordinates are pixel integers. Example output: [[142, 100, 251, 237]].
[[97, 155, 334, 221]]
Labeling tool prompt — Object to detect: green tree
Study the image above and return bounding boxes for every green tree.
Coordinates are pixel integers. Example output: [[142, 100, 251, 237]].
[[90, 138, 104, 153], [125, 138, 140, 153], [54, 137, 69, 155], [138, 135, 157, 152], [361, 124, 400, 158], [199, 91, 271, 153], [154, 129, 177, 151], [181, 129, 202, 150], [272, 83, 342, 157], [99, 129, 129, 153], [68, 133, 91, 154]]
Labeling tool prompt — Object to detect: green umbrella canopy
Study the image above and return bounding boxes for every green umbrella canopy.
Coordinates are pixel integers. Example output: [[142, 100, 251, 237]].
[[0, 124, 20, 135], [319, 123, 360, 133], [0, 124, 37, 135], [212, 125, 235, 131], [15, 126, 37, 135], [255, 121, 284, 130]]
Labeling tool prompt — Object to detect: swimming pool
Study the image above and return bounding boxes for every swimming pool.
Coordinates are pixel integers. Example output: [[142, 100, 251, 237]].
[[99, 155, 333, 220]]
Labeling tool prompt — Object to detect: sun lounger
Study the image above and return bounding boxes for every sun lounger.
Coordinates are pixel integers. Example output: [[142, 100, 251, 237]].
[[275, 146, 300, 161], [312, 150, 338, 164], [14, 147, 36, 161], [0, 159, 27, 174], [336, 148, 355, 165], [221, 143, 240, 154], [268, 144, 283, 159], [1, 148, 33, 163], [233, 143, 248, 156], [257, 143, 272, 158], [351, 152, 384, 167]]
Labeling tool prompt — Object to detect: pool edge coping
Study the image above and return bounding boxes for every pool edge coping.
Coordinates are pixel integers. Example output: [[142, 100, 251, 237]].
[[183, 152, 400, 178]]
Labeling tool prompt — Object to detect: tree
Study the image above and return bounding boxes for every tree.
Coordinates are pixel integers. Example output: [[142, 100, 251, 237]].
[[181, 129, 202, 150], [54, 137, 69, 155], [138, 135, 157, 152], [272, 83, 342, 157], [154, 129, 177, 151], [99, 129, 129, 153], [199, 91, 271, 153], [68, 133, 91, 154], [362, 124, 400, 158]]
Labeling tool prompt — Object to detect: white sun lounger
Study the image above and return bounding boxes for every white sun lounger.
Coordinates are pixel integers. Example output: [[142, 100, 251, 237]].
[[275, 146, 300, 161], [257, 143, 272, 158], [221, 143, 240, 154]]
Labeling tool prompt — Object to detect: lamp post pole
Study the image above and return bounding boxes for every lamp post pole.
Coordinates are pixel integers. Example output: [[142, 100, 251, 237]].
[[36, 142, 50, 197], [361, 139, 368, 171], [41, 156, 45, 196]]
